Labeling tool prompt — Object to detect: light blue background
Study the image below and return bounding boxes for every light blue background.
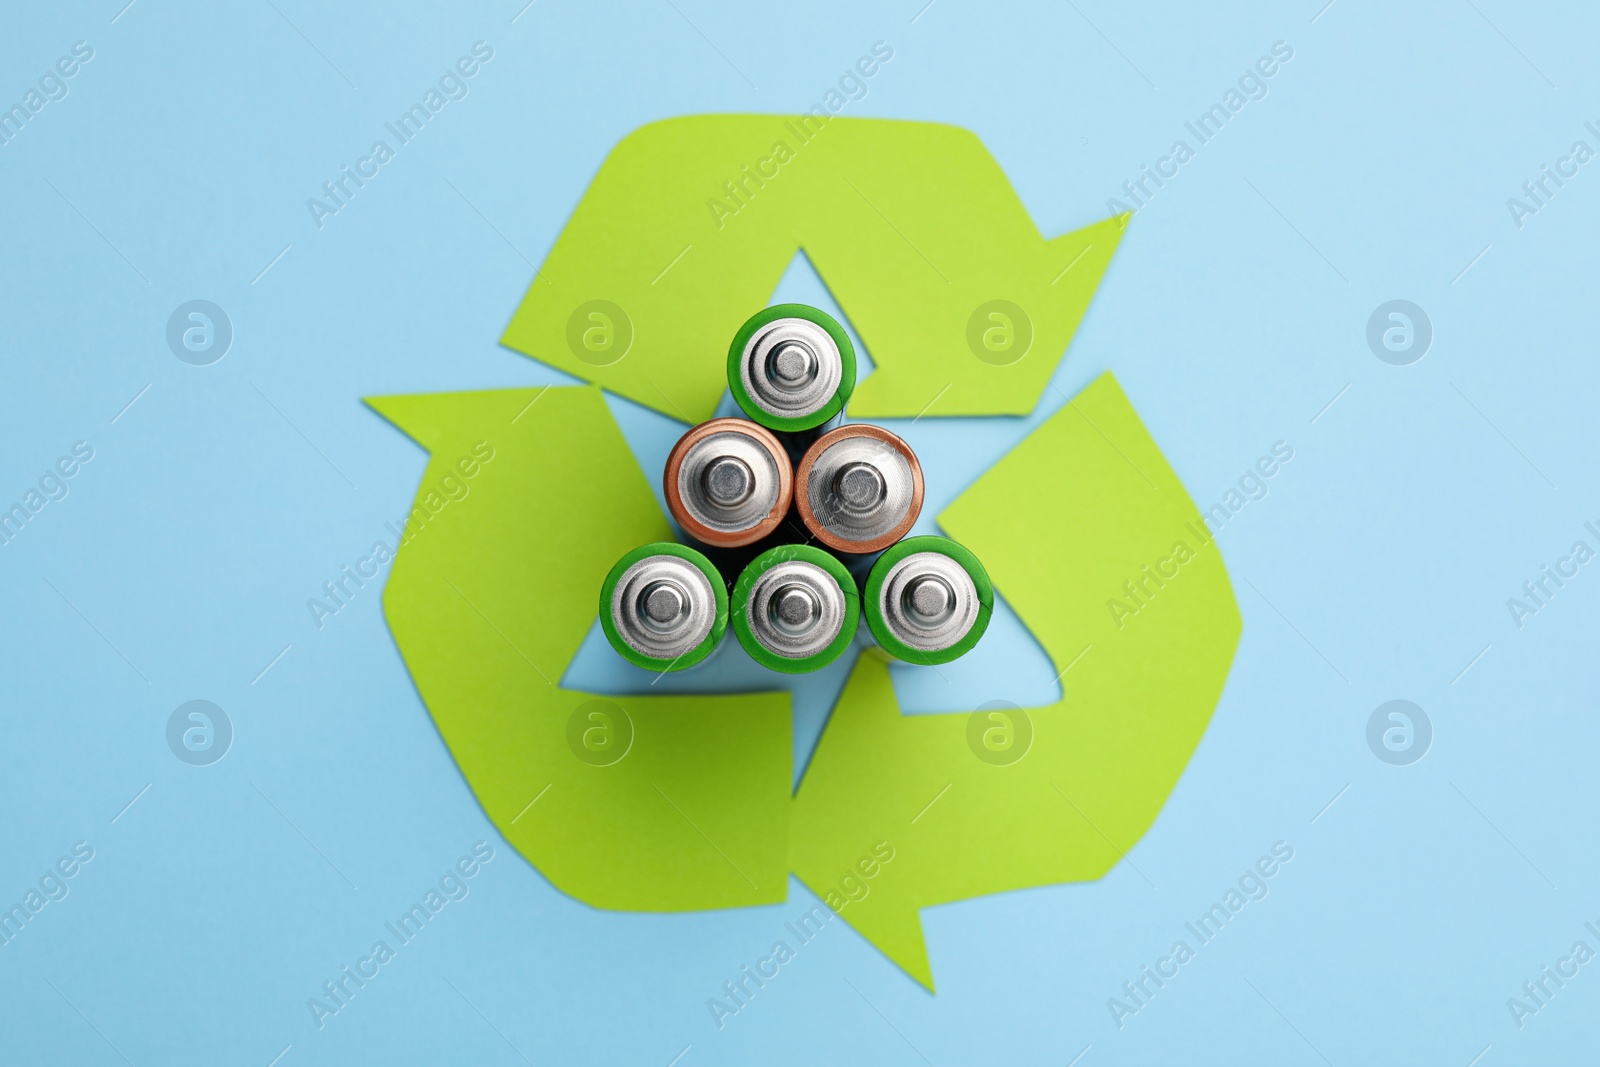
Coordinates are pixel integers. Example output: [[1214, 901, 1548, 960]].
[[3, 1, 1598, 1064]]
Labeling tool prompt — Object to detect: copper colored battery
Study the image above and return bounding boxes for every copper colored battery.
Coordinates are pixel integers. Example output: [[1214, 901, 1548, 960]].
[[795, 424, 924, 554], [664, 418, 793, 548]]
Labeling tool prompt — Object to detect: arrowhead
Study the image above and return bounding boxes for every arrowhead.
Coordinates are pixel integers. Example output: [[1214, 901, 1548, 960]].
[[364, 392, 444, 449], [846, 210, 1128, 418], [364, 387, 558, 451], [791, 653, 937, 990], [824, 880, 935, 993], [499, 116, 1126, 421]]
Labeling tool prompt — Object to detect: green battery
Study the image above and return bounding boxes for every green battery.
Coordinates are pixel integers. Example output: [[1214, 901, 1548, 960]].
[[599, 542, 727, 672], [864, 536, 993, 665], [727, 304, 857, 433], [731, 544, 859, 674]]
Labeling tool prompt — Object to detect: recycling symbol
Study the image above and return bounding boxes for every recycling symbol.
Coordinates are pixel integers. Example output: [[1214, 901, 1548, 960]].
[[369, 116, 1240, 991]]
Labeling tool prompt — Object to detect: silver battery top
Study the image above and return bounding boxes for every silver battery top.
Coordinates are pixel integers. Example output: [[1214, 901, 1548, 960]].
[[737, 316, 844, 422], [876, 551, 980, 653], [609, 553, 719, 662], [744, 559, 849, 660], [805, 434, 918, 547], [675, 429, 786, 537]]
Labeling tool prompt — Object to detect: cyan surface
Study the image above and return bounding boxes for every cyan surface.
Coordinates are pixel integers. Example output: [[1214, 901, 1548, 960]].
[[2, 1, 1597, 1063]]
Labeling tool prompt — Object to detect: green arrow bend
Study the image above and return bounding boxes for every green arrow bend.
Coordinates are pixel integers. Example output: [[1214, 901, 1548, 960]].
[[369, 386, 790, 911]]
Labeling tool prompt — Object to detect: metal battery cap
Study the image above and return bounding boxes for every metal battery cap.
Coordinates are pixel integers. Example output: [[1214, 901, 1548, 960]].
[[731, 544, 859, 674], [865, 536, 993, 665], [796, 424, 924, 553], [664, 418, 792, 548], [598, 542, 727, 671], [727, 304, 857, 432]]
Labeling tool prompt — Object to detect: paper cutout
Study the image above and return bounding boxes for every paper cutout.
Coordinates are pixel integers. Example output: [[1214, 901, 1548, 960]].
[[500, 115, 1124, 420], [368, 386, 790, 910], [790, 373, 1241, 989], [373, 119, 1235, 991]]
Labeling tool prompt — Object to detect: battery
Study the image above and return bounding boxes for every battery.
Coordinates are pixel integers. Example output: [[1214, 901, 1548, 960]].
[[599, 542, 727, 672], [795, 424, 924, 554], [727, 304, 857, 433], [864, 536, 993, 665], [731, 544, 859, 674], [664, 418, 793, 549]]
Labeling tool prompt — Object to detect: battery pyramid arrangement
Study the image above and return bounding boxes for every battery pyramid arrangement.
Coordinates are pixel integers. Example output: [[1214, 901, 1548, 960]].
[[599, 304, 994, 674]]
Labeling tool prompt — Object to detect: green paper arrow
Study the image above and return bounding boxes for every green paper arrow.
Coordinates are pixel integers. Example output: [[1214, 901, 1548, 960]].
[[789, 373, 1241, 989], [368, 385, 790, 911], [500, 115, 1124, 420]]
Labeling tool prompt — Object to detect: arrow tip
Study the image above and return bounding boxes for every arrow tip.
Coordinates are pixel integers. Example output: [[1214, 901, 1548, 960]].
[[366, 386, 580, 451], [792, 653, 938, 990], [364, 392, 443, 450], [834, 893, 936, 992]]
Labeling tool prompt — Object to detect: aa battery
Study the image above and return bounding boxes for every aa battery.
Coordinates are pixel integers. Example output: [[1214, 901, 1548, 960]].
[[599, 542, 727, 672], [727, 304, 856, 433], [795, 424, 924, 555], [664, 418, 793, 549], [864, 536, 993, 665], [731, 544, 859, 674]]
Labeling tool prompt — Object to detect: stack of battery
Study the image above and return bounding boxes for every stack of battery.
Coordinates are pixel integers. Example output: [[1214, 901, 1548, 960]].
[[599, 304, 993, 674]]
